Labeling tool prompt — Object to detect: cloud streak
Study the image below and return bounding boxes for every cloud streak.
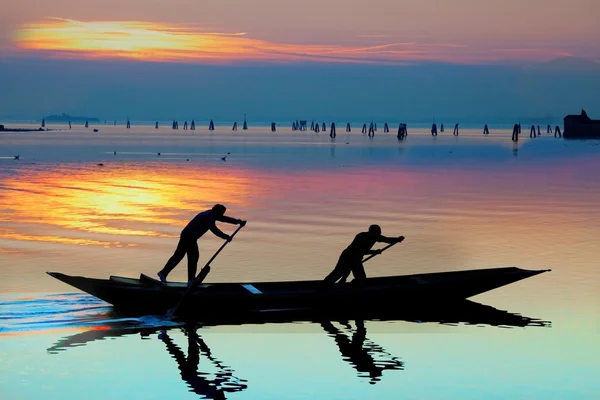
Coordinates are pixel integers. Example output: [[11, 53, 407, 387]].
[[11, 18, 575, 65]]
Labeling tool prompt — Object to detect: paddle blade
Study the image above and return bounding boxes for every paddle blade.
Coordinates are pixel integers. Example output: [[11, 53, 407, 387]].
[[196, 265, 211, 284]]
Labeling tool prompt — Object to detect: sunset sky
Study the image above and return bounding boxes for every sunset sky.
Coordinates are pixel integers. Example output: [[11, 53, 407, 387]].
[[1, 0, 599, 120], [3, 0, 600, 64]]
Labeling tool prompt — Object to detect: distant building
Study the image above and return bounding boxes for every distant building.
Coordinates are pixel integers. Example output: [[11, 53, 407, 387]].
[[563, 109, 600, 139]]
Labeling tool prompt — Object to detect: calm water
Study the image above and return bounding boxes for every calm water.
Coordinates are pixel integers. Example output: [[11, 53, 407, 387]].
[[1, 125, 600, 399]]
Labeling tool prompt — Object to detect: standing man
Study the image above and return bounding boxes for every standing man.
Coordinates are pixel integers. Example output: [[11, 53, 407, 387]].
[[324, 225, 404, 285], [158, 204, 246, 285]]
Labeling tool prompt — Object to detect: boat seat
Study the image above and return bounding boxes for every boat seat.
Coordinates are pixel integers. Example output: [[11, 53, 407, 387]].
[[242, 284, 263, 295]]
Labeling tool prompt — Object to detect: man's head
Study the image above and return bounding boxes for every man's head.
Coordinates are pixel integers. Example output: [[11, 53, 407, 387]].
[[212, 204, 227, 217], [368, 224, 381, 235]]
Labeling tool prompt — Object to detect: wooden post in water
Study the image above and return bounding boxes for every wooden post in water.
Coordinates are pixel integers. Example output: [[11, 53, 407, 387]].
[[346, 123, 351, 132], [453, 123, 459, 136], [529, 125, 536, 138], [397, 123, 407, 140], [440, 123, 444, 132], [554, 126, 562, 138], [191, 120, 195, 130], [512, 124, 519, 142], [368, 122, 374, 137], [483, 124, 489, 135], [271, 122, 276, 132], [155, 121, 159, 129], [209, 120, 215, 131], [362, 124, 367, 134], [330, 122, 336, 138], [431, 123, 438, 136], [183, 121, 188, 130], [232, 122, 237, 131]]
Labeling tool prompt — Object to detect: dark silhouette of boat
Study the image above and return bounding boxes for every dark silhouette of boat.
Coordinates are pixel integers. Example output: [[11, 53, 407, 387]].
[[563, 109, 600, 138], [0, 125, 46, 132], [47, 267, 549, 319]]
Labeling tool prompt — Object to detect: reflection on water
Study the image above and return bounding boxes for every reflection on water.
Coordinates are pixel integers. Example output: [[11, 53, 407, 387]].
[[37, 298, 549, 398], [321, 320, 404, 384], [159, 326, 248, 399], [1, 128, 599, 398], [0, 164, 253, 241]]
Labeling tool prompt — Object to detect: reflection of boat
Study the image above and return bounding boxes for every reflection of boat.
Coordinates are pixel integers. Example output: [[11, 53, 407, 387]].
[[45, 300, 550, 357], [49, 324, 247, 400], [47, 267, 549, 319], [46, 301, 549, 393], [45, 299, 550, 355]]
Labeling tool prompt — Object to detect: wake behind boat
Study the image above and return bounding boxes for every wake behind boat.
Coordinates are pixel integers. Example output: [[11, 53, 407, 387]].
[[47, 267, 549, 320]]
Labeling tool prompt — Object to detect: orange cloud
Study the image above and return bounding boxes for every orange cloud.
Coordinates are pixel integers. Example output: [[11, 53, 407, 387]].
[[11, 18, 572, 64]]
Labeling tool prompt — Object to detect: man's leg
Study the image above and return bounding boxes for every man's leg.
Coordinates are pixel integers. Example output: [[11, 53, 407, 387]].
[[324, 266, 345, 284], [324, 255, 351, 284], [159, 237, 189, 279], [351, 261, 367, 282], [186, 242, 200, 282]]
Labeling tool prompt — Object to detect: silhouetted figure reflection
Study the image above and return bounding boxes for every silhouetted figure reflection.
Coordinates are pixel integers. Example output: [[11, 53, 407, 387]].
[[321, 320, 403, 384], [159, 326, 247, 399]]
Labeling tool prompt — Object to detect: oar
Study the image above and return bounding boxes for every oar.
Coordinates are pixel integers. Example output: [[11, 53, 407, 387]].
[[167, 225, 244, 319], [362, 237, 404, 263]]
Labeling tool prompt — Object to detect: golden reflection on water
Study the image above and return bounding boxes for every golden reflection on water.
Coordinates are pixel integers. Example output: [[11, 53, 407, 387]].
[[0, 325, 109, 338], [0, 164, 254, 244]]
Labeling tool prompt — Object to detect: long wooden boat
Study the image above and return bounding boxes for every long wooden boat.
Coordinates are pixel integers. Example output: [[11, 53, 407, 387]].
[[47, 267, 549, 320]]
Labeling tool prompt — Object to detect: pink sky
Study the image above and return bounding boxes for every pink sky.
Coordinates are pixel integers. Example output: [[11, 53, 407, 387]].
[[2, 0, 599, 64]]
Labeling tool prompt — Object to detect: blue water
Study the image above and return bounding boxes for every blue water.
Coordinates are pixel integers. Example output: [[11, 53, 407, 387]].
[[1, 127, 599, 399]]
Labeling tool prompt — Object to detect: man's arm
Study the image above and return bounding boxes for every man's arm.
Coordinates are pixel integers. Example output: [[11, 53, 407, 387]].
[[216, 215, 245, 225], [378, 235, 405, 244], [209, 224, 230, 241]]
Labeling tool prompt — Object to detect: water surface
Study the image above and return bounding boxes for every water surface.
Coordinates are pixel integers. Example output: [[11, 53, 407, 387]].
[[1, 126, 599, 399]]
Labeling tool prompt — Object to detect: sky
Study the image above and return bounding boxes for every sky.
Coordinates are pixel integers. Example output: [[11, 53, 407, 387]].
[[1, 0, 599, 121]]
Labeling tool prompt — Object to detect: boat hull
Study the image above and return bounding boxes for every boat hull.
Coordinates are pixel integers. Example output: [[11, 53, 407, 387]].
[[47, 267, 549, 319]]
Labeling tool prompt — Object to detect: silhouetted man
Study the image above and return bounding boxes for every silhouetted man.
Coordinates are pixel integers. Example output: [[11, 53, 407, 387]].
[[324, 225, 404, 284], [158, 204, 246, 285]]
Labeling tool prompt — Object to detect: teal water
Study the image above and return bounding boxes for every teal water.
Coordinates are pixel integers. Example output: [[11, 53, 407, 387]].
[[1, 126, 599, 399]]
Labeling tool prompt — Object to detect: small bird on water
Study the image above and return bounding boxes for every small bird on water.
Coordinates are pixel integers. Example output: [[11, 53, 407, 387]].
[[221, 152, 231, 162]]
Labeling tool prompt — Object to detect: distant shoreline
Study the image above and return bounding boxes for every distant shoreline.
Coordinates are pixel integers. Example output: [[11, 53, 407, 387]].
[[0, 127, 56, 133]]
